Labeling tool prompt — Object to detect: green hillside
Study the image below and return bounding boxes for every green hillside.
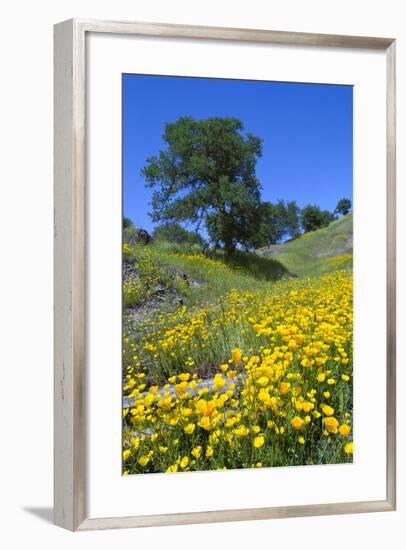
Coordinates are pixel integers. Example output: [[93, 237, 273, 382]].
[[123, 240, 287, 314], [257, 213, 353, 278], [123, 214, 352, 318]]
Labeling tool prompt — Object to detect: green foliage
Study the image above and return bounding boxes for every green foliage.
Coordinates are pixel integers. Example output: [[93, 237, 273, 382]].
[[153, 222, 205, 247], [141, 116, 263, 255], [123, 252, 173, 308], [123, 217, 138, 246], [282, 200, 302, 238], [123, 277, 144, 308], [123, 242, 135, 263], [335, 198, 352, 216], [253, 200, 301, 247], [123, 216, 134, 229], [300, 204, 335, 233], [139, 116, 346, 254]]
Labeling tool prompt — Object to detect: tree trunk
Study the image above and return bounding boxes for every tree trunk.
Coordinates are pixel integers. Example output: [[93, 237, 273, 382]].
[[224, 239, 236, 256]]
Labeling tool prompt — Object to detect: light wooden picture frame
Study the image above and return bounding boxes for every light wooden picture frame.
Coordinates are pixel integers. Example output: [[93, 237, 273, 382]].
[[54, 18, 396, 531]]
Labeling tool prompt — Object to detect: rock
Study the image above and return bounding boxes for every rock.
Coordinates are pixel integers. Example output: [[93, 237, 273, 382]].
[[137, 228, 152, 245]]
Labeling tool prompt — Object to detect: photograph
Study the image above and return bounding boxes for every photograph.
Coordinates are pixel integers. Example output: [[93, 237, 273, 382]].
[[121, 74, 353, 475]]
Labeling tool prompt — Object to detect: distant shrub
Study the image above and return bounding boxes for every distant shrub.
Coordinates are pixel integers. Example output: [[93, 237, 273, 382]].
[[301, 205, 335, 233], [335, 198, 352, 216], [123, 216, 134, 229], [123, 217, 138, 245], [153, 222, 205, 247]]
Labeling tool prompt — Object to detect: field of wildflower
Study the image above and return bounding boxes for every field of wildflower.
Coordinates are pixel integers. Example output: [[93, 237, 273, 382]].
[[122, 243, 353, 475]]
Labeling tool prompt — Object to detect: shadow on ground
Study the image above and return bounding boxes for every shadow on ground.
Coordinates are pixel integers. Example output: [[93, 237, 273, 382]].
[[213, 249, 296, 281], [23, 506, 53, 524]]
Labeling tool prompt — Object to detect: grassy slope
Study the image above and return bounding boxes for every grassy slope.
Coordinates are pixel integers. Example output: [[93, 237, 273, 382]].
[[128, 242, 278, 307], [257, 213, 353, 278], [125, 214, 352, 313]]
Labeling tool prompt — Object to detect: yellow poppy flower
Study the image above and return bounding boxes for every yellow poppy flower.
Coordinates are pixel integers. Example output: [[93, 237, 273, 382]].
[[291, 416, 304, 430], [180, 456, 189, 469], [253, 435, 265, 448], [184, 423, 195, 434], [323, 417, 339, 434], [344, 441, 353, 454], [138, 455, 150, 467], [320, 404, 335, 416], [231, 348, 242, 365], [123, 449, 131, 461], [339, 424, 351, 437], [206, 446, 214, 458]]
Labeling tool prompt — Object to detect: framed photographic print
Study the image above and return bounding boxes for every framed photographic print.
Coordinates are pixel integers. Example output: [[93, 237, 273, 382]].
[[54, 19, 396, 530]]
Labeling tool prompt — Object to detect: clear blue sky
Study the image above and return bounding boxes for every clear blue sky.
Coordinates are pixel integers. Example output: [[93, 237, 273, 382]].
[[123, 74, 352, 233]]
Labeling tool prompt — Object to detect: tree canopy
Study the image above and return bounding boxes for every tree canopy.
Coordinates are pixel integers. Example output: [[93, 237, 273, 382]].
[[142, 116, 263, 254], [300, 204, 335, 233], [123, 216, 134, 230], [253, 200, 301, 248], [335, 198, 352, 216], [141, 116, 341, 251]]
